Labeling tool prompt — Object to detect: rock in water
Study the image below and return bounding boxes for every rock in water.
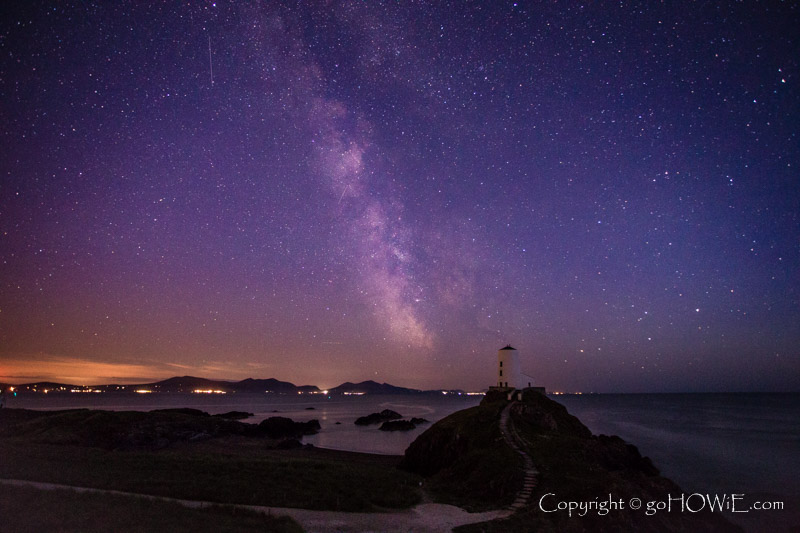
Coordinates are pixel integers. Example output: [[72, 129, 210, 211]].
[[354, 409, 402, 426], [212, 411, 254, 420], [152, 408, 210, 417], [379, 420, 417, 431], [258, 417, 321, 439]]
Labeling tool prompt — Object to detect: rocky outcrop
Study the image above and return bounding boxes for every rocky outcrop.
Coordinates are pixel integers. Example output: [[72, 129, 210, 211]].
[[0, 408, 249, 450], [402, 390, 741, 532], [379, 420, 416, 431], [378, 417, 430, 431], [400, 399, 518, 507], [212, 411, 254, 420], [152, 408, 210, 417], [354, 409, 402, 426], [0, 408, 318, 450], [257, 417, 321, 439]]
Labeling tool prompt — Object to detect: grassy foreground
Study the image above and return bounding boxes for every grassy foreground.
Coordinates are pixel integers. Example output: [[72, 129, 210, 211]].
[[0, 438, 420, 512], [0, 484, 302, 533], [0, 409, 422, 514]]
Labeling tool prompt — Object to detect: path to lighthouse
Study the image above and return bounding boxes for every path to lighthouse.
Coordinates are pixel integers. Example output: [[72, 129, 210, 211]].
[[499, 401, 540, 510]]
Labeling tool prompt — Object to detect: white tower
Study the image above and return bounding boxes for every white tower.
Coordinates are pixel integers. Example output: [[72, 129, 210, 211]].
[[498, 345, 523, 389]]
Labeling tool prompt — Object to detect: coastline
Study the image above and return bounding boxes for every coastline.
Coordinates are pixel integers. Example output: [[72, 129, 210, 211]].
[[1, 392, 796, 531]]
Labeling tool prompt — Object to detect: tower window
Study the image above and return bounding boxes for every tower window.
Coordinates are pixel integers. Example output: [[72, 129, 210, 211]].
[[499, 370, 503, 376], [499, 361, 503, 367]]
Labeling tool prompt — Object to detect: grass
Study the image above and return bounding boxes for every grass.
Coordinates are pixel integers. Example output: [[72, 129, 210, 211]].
[[0, 484, 303, 533], [0, 437, 421, 512]]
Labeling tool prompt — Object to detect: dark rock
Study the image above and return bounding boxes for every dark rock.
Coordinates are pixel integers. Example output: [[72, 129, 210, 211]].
[[0, 408, 252, 450], [400, 403, 503, 478], [188, 432, 211, 442], [212, 411, 253, 420], [354, 409, 402, 426], [594, 433, 660, 476], [400, 389, 742, 532], [379, 420, 417, 431], [258, 417, 321, 439], [410, 417, 429, 425], [334, 421, 341, 425], [305, 407, 316, 410], [276, 438, 303, 449], [152, 408, 210, 417]]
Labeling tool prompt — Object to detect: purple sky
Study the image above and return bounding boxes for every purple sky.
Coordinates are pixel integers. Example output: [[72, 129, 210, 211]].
[[1, 2, 798, 392]]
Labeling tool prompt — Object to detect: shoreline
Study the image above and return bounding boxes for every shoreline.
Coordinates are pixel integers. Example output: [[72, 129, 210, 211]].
[[3, 395, 796, 531], [0, 478, 509, 533]]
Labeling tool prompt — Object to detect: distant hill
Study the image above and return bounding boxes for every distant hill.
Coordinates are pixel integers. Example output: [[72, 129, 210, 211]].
[[5, 382, 75, 392], [151, 376, 232, 391], [148, 376, 321, 394], [4, 376, 433, 395], [328, 380, 422, 395], [231, 378, 319, 394]]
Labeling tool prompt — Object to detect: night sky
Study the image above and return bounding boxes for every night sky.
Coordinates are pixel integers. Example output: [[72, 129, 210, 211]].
[[1, 2, 798, 392]]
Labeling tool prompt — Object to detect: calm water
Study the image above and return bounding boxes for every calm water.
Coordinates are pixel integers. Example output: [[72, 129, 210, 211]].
[[553, 393, 800, 532], [6, 391, 798, 530]]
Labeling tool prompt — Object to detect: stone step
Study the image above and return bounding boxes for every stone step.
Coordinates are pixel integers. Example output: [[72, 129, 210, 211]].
[[501, 401, 539, 513]]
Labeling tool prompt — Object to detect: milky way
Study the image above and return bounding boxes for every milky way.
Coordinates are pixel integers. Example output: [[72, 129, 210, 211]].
[[1, 2, 798, 391]]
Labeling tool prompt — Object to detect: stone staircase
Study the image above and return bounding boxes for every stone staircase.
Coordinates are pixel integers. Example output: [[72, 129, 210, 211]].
[[499, 401, 539, 511]]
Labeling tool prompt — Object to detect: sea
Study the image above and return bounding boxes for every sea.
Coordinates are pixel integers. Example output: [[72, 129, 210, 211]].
[[3, 391, 482, 456], [5, 391, 798, 531]]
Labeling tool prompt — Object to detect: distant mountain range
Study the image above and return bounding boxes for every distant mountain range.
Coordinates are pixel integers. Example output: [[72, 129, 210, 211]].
[[1, 376, 463, 396], [146, 376, 321, 394]]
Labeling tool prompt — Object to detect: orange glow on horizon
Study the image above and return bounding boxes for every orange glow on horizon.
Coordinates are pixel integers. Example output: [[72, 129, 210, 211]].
[[0, 354, 235, 385]]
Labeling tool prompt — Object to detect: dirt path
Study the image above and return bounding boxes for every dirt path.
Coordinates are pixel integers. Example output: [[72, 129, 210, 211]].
[[0, 478, 510, 532], [498, 401, 539, 510]]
